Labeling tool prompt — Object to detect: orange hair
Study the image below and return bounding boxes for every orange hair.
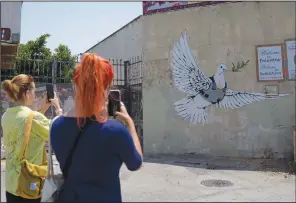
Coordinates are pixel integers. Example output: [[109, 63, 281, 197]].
[[73, 53, 114, 126]]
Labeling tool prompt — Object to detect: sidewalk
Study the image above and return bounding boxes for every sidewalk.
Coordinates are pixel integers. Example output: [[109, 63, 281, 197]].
[[121, 155, 295, 202], [1, 155, 295, 202]]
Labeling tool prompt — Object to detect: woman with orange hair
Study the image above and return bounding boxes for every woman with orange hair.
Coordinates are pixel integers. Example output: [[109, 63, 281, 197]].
[[50, 53, 143, 202], [1, 74, 62, 202]]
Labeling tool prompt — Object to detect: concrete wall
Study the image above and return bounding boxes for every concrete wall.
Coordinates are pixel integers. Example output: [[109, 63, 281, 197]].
[[142, 2, 296, 158], [1, 2, 22, 41], [86, 16, 143, 61]]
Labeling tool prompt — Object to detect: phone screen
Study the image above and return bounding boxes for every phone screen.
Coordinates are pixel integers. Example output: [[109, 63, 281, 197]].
[[46, 84, 54, 101], [108, 90, 121, 117]]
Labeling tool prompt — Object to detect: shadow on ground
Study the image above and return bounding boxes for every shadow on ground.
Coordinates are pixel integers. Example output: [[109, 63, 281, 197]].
[[144, 154, 295, 174]]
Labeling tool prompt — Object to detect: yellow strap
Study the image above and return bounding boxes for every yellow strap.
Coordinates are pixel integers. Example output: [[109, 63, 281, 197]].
[[21, 111, 35, 159], [21, 111, 48, 165], [42, 147, 47, 165]]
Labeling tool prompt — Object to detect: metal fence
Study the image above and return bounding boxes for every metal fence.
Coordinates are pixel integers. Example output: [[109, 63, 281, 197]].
[[0, 56, 143, 146]]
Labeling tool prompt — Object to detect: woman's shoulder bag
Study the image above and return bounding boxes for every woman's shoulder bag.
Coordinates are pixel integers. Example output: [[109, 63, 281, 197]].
[[16, 110, 48, 199]]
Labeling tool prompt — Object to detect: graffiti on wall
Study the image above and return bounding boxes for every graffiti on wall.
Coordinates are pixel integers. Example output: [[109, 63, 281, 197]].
[[0, 84, 75, 121], [170, 31, 291, 124], [1, 84, 75, 157]]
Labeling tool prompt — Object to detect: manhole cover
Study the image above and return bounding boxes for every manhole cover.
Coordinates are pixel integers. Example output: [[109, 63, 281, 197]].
[[200, 179, 233, 187]]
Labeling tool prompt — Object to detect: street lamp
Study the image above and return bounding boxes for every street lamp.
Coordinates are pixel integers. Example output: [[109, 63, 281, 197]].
[[33, 53, 37, 60], [33, 52, 44, 60], [77, 53, 83, 62], [33, 52, 44, 79], [37, 52, 44, 60]]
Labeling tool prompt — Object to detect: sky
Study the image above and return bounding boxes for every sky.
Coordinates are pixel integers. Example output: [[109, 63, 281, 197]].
[[20, 2, 142, 55]]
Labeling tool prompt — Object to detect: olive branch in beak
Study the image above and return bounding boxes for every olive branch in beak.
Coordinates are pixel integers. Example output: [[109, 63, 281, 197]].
[[231, 60, 249, 72]]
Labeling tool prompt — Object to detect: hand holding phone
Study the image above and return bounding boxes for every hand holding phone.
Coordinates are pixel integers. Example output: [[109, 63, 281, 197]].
[[46, 84, 54, 102], [39, 92, 51, 114], [45, 84, 60, 110], [108, 90, 121, 118], [114, 102, 133, 126]]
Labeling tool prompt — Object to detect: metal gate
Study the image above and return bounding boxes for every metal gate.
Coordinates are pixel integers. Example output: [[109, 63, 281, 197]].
[[0, 56, 143, 148], [110, 57, 143, 146], [125, 57, 143, 146]]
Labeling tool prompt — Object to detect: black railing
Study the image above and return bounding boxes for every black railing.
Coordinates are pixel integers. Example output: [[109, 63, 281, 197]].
[[0, 56, 143, 146]]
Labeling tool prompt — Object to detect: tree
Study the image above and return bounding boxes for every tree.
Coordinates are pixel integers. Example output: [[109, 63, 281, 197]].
[[53, 44, 73, 61], [1, 34, 53, 81], [13, 33, 53, 83], [18, 33, 52, 60], [53, 44, 77, 83], [2, 34, 77, 83]]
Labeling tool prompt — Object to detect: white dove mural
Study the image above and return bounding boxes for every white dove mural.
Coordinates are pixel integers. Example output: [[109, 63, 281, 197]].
[[170, 31, 291, 124]]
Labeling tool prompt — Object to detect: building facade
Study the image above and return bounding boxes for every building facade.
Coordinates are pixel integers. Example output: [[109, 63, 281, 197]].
[[86, 1, 296, 159], [85, 16, 143, 61], [1, 1, 22, 70], [1, 1, 23, 159]]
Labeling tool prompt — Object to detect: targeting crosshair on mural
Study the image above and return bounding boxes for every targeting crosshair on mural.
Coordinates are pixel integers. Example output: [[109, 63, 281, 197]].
[[170, 31, 291, 125]]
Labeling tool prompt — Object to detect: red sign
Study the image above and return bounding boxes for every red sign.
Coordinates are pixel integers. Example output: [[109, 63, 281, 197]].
[[143, 1, 232, 15], [1, 28, 11, 41]]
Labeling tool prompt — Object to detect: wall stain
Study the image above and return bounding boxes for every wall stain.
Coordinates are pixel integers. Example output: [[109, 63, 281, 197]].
[[262, 148, 276, 159], [143, 59, 173, 90]]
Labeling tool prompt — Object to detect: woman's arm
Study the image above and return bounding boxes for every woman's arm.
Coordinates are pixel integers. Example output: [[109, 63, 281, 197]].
[[38, 92, 51, 115], [114, 103, 143, 171], [31, 111, 51, 141], [126, 119, 143, 159], [38, 91, 63, 116], [115, 122, 143, 171], [38, 106, 48, 115]]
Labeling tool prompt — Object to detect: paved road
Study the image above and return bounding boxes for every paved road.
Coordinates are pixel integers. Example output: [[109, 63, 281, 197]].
[[1, 156, 295, 202]]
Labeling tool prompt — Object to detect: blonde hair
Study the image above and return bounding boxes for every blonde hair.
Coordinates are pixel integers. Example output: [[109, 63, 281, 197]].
[[1, 74, 34, 102]]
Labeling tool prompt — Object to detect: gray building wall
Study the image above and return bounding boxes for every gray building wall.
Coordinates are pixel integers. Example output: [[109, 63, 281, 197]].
[[1, 2, 22, 42], [85, 16, 143, 61], [142, 1, 295, 158], [85, 16, 143, 84], [84, 2, 295, 159]]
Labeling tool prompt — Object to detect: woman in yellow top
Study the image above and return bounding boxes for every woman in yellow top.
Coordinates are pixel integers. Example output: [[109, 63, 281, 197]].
[[1, 74, 62, 202]]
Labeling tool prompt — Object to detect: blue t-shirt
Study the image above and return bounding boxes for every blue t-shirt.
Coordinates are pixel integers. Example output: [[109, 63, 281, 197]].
[[50, 116, 142, 202]]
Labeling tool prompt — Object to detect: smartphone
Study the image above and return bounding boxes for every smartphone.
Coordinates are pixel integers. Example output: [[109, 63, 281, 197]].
[[46, 84, 54, 101], [108, 89, 121, 118]]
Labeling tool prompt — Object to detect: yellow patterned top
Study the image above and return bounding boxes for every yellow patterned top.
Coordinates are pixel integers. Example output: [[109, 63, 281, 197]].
[[1, 106, 50, 196]]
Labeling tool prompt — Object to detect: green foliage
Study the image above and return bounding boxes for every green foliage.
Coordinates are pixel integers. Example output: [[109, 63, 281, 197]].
[[231, 60, 249, 72], [18, 33, 52, 60], [53, 44, 77, 83], [53, 44, 72, 61], [3, 33, 77, 83]]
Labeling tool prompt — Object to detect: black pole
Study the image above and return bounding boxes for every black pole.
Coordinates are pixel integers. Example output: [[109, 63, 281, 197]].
[[124, 60, 131, 114]]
